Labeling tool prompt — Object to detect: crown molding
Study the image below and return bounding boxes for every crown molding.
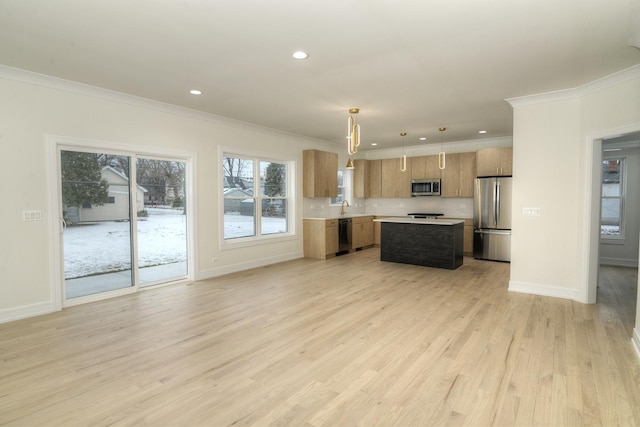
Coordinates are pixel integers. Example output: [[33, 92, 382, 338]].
[[505, 64, 640, 108], [0, 64, 330, 144]]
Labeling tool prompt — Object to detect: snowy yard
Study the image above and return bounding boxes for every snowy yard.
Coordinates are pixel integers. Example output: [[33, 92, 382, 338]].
[[64, 208, 286, 279]]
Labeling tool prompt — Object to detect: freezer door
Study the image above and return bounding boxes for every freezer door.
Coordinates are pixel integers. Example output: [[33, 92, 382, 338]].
[[474, 177, 497, 229], [473, 229, 511, 262], [496, 177, 512, 230]]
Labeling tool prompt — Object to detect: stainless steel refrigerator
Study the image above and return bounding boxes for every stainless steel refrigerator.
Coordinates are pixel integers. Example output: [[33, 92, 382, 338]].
[[473, 176, 512, 262]]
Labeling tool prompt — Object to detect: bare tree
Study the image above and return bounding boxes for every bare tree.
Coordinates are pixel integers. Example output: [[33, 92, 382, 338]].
[[223, 157, 251, 189]]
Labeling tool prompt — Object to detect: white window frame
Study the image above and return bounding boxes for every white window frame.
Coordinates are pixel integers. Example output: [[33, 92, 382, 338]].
[[330, 168, 352, 205], [221, 150, 295, 248], [46, 135, 196, 310], [600, 156, 626, 242]]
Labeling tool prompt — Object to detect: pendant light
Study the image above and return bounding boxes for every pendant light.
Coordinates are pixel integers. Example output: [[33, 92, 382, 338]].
[[438, 127, 446, 170], [346, 108, 360, 169], [400, 132, 407, 172], [345, 158, 355, 169]]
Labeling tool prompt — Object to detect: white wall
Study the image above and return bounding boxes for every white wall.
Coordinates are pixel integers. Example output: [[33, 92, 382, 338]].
[[0, 68, 339, 322], [508, 66, 640, 302]]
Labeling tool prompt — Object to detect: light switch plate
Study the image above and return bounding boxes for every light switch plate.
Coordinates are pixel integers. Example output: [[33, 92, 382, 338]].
[[522, 207, 541, 216], [22, 210, 42, 221]]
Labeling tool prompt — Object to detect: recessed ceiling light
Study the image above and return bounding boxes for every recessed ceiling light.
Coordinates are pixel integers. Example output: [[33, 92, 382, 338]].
[[478, 130, 487, 134], [419, 137, 427, 141], [190, 89, 202, 95], [292, 51, 309, 60], [371, 143, 378, 146]]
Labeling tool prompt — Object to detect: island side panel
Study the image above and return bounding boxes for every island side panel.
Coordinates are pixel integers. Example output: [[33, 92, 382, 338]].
[[380, 222, 463, 269]]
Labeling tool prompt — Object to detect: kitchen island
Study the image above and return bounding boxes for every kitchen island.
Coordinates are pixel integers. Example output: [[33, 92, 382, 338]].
[[374, 218, 464, 270]]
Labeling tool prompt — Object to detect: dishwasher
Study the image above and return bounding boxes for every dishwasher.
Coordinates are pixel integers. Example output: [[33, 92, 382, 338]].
[[338, 218, 352, 253]]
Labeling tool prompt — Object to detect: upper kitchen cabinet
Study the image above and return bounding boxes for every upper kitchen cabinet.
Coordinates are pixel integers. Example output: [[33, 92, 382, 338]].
[[381, 157, 412, 198], [476, 147, 513, 177], [369, 159, 382, 198], [303, 149, 338, 198], [353, 159, 370, 198], [440, 152, 476, 198], [411, 155, 440, 180]]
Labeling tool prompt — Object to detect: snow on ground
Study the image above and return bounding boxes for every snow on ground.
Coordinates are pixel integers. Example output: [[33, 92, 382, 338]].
[[64, 208, 286, 278]]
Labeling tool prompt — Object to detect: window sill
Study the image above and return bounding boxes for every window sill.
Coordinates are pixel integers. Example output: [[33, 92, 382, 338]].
[[221, 233, 297, 250], [600, 237, 625, 245]]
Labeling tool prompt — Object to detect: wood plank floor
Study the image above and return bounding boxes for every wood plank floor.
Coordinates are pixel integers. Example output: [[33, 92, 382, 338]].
[[1, 250, 639, 426]]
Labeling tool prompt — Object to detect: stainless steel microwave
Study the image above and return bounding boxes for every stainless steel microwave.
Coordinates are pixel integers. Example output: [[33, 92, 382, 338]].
[[411, 178, 441, 196]]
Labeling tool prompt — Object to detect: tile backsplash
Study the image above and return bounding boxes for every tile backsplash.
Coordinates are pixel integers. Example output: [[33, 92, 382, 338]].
[[303, 197, 473, 219]]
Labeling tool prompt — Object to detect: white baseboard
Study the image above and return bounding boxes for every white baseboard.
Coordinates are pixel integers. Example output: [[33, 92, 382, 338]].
[[196, 251, 304, 281], [508, 280, 585, 302], [599, 257, 639, 268], [633, 328, 640, 362], [0, 301, 57, 324]]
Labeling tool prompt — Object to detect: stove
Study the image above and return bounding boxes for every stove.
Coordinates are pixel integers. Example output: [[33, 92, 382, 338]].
[[407, 212, 444, 219]]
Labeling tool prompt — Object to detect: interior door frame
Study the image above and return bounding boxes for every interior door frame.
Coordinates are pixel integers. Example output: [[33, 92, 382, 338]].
[[583, 123, 640, 304], [46, 135, 196, 309]]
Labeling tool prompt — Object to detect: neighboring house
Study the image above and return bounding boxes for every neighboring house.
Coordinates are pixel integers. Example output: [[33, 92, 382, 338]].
[[67, 166, 147, 223], [223, 187, 253, 215]]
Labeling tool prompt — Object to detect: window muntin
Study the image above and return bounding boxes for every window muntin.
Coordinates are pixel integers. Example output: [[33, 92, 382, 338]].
[[331, 169, 346, 204], [601, 158, 625, 238], [223, 154, 290, 241]]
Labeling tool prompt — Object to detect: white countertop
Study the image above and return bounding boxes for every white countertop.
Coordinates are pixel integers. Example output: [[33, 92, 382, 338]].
[[303, 214, 375, 220], [373, 217, 465, 225]]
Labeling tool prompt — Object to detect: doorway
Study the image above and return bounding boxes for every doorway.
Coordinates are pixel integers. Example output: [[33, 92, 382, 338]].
[[52, 140, 192, 305], [587, 129, 640, 306]]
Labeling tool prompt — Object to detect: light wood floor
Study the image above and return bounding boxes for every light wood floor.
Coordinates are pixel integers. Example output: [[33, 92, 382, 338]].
[[1, 250, 639, 426]]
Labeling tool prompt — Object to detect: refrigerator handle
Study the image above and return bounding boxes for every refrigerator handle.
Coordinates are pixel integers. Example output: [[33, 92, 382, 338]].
[[495, 180, 500, 226]]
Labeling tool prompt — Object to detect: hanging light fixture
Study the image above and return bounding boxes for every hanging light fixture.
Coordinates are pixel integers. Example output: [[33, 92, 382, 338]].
[[345, 107, 360, 169], [345, 158, 355, 169], [347, 108, 360, 154], [400, 132, 407, 172], [438, 127, 446, 170]]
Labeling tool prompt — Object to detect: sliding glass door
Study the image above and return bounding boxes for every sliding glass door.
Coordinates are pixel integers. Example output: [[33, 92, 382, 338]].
[[136, 157, 188, 286], [59, 148, 189, 301], [61, 150, 134, 298]]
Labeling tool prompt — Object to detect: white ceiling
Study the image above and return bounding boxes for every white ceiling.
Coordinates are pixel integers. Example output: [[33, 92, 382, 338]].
[[1, 0, 639, 150]]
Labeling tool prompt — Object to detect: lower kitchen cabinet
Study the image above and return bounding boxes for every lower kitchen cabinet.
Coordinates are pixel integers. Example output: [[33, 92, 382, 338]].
[[463, 220, 473, 255], [303, 219, 338, 259], [373, 216, 392, 246], [443, 218, 474, 256], [352, 216, 374, 249]]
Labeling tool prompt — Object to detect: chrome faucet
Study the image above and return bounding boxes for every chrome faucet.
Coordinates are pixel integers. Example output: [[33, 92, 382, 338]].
[[340, 200, 350, 215]]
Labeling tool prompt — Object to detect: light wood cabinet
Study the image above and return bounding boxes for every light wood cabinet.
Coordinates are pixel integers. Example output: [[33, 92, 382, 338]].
[[303, 149, 338, 198], [476, 147, 512, 177], [464, 222, 473, 255], [369, 159, 382, 198], [411, 155, 440, 179], [381, 157, 412, 198], [440, 152, 476, 198], [352, 216, 374, 249], [373, 216, 391, 245], [303, 219, 338, 259], [353, 159, 370, 198], [442, 218, 474, 256]]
